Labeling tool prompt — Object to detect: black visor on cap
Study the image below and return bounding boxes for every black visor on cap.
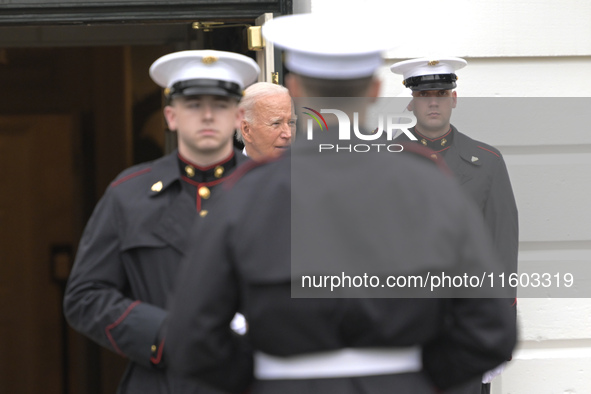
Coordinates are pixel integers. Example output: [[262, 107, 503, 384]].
[[404, 73, 458, 91], [167, 79, 243, 101]]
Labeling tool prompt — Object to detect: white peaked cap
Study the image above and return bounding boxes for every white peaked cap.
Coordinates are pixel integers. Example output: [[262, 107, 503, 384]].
[[262, 13, 398, 79], [390, 57, 467, 80], [149, 50, 260, 99], [390, 57, 467, 91]]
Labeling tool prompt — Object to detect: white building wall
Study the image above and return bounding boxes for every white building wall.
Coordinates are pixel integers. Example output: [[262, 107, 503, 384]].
[[379, 57, 591, 98], [295, 1, 591, 392]]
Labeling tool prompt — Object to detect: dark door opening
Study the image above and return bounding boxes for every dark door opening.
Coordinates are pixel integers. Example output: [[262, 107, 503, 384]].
[[0, 17, 272, 393]]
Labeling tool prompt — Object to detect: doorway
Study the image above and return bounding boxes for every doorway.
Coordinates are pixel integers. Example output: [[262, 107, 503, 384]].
[[0, 114, 78, 394], [0, 13, 283, 393]]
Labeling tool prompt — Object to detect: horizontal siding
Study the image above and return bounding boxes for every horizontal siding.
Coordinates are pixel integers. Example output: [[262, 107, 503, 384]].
[[516, 298, 591, 340], [310, 0, 591, 57], [378, 57, 591, 98], [505, 152, 591, 242], [309, 1, 589, 393], [496, 355, 591, 393]]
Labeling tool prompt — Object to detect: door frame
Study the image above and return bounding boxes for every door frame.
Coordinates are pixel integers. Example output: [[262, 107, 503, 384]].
[[0, 0, 292, 25]]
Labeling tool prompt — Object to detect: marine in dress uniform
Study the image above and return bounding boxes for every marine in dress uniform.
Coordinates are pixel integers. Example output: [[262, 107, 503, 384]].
[[390, 58, 519, 394], [63, 50, 259, 394], [164, 14, 516, 394]]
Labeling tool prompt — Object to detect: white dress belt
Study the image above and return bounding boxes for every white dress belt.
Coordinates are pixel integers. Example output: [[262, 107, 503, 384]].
[[254, 347, 422, 380]]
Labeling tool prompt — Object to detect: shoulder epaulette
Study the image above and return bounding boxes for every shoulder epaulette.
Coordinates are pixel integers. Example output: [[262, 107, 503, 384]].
[[223, 156, 280, 190], [399, 142, 453, 176], [110, 167, 152, 188], [476, 144, 501, 158]]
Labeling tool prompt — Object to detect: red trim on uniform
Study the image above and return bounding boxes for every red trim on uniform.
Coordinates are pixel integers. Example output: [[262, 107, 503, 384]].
[[110, 168, 152, 188], [223, 157, 277, 190], [477, 145, 500, 158], [181, 176, 228, 188], [414, 128, 452, 142], [178, 151, 235, 171], [511, 298, 517, 307], [105, 300, 141, 357], [181, 176, 230, 212], [433, 146, 451, 154], [150, 338, 166, 365], [399, 142, 453, 176]]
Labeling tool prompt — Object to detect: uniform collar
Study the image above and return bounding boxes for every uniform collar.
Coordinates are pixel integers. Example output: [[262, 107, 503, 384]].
[[178, 150, 237, 184], [411, 127, 454, 153], [147, 149, 247, 197]]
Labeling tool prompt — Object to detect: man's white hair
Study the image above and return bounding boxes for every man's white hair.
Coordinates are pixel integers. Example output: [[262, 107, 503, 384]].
[[236, 82, 290, 142]]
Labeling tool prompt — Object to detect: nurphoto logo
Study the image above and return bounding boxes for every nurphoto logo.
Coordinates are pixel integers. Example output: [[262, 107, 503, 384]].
[[303, 107, 418, 153]]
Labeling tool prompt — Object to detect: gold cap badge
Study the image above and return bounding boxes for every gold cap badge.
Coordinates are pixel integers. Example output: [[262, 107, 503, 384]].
[[428, 60, 440, 66], [202, 56, 218, 65]]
